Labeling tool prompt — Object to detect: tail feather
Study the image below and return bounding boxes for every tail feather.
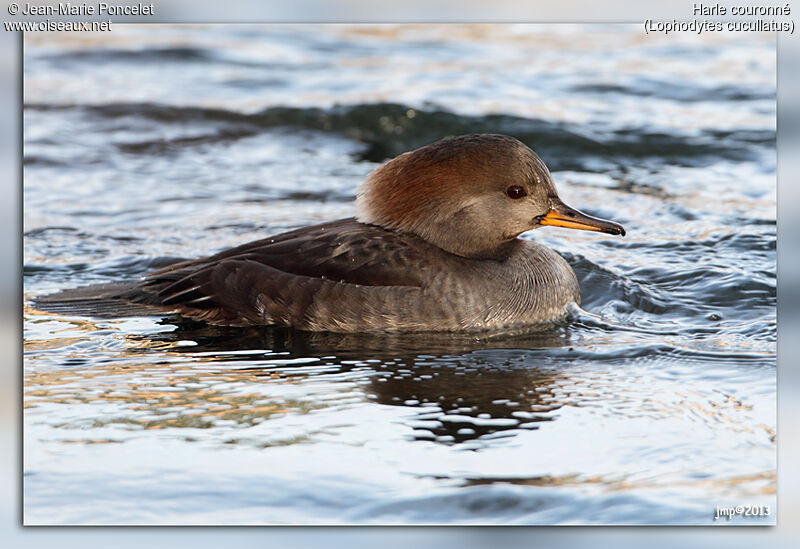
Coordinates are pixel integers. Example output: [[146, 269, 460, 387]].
[[31, 281, 169, 318]]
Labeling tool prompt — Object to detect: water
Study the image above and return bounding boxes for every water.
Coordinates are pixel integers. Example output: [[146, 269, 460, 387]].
[[23, 24, 776, 525]]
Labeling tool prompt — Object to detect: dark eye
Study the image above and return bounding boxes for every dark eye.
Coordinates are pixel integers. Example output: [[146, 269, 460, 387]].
[[505, 185, 527, 199]]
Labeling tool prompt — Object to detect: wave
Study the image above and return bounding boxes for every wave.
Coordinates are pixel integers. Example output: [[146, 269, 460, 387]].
[[572, 79, 774, 103], [37, 46, 255, 68], [23, 101, 774, 169]]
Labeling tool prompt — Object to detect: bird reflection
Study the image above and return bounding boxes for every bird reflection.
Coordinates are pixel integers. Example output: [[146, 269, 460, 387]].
[[367, 353, 564, 445], [129, 319, 577, 445]]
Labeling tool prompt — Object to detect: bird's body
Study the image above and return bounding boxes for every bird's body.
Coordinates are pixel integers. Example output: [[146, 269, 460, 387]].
[[33, 134, 624, 333]]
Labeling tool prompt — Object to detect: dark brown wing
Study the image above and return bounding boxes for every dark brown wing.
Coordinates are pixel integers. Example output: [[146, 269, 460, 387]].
[[144, 218, 428, 289], [142, 218, 435, 328], [35, 219, 437, 329]]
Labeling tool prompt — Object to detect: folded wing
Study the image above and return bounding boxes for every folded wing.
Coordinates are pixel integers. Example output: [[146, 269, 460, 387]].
[[33, 218, 435, 329]]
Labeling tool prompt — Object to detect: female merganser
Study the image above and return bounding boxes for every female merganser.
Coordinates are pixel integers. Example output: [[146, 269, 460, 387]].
[[34, 134, 625, 332]]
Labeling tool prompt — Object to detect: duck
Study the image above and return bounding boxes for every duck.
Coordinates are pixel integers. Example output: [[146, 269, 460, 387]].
[[34, 133, 625, 332]]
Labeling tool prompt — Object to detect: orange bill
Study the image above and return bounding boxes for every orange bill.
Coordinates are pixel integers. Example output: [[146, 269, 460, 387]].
[[536, 200, 626, 236]]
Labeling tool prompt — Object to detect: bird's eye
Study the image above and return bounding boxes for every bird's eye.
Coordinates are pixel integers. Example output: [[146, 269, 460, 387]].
[[505, 185, 527, 199]]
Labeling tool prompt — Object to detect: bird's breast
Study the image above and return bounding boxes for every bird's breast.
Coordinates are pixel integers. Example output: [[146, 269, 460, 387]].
[[418, 240, 580, 330]]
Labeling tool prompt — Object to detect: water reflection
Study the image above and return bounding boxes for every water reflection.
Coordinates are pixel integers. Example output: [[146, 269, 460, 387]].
[[136, 319, 573, 357], [119, 320, 575, 445], [365, 355, 563, 445]]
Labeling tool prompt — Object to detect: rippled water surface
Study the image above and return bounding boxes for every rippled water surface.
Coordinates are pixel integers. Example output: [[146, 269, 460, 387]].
[[23, 25, 776, 525]]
